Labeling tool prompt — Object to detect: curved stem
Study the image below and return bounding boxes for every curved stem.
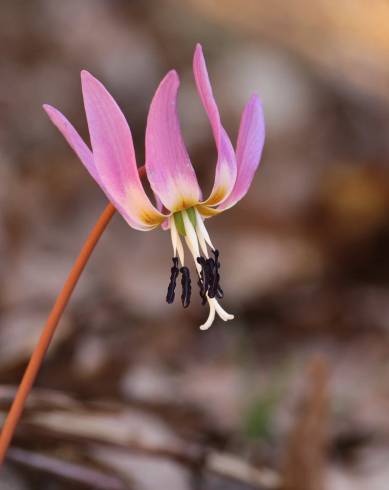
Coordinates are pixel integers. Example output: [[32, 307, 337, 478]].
[[0, 202, 116, 464], [0, 166, 148, 464]]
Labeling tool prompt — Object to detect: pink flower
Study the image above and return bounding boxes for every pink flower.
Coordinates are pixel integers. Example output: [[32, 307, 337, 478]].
[[43, 44, 265, 330]]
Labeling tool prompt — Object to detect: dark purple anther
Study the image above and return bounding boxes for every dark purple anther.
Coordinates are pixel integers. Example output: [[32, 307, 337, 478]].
[[166, 257, 179, 304], [180, 266, 191, 308]]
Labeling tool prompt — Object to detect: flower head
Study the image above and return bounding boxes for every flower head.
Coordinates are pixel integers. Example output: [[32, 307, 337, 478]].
[[43, 44, 265, 330]]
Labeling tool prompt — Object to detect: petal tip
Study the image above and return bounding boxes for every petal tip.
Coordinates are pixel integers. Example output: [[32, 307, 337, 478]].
[[250, 93, 263, 109], [195, 43, 203, 54], [164, 69, 179, 85], [42, 104, 60, 121], [244, 94, 265, 122], [80, 70, 99, 90], [249, 93, 260, 103], [80, 69, 92, 80], [193, 43, 205, 66], [154, 70, 180, 97]]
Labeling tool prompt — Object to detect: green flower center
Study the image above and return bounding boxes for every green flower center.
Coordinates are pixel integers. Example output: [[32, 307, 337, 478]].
[[174, 208, 196, 236]]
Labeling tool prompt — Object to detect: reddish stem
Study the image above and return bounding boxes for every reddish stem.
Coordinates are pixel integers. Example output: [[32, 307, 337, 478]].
[[0, 166, 145, 465]]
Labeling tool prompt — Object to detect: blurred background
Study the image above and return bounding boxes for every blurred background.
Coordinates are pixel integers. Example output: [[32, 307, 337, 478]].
[[1, 1, 389, 489]]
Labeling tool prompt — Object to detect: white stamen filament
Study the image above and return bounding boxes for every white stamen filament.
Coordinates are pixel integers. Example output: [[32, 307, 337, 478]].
[[184, 232, 202, 278], [196, 228, 209, 258], [170, 217, 184, 265], [181, 209, 234, 330], [195, 208, 214, 250], [182, 211, 200, 259]]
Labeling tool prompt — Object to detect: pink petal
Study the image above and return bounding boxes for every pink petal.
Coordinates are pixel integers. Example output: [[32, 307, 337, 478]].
[[43, 104, 100, 184], [81, 70, 166, 230], [218, 95, 265, 210], [193, 44, 237, 206], [44, 104, 161, 231], [145, 70, 201, 212], [153, 191, 170, 229]]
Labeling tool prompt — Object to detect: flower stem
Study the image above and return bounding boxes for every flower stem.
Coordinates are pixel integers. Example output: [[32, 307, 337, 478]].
[[0, 167, 146, 464], [0, 202, 116, 464]]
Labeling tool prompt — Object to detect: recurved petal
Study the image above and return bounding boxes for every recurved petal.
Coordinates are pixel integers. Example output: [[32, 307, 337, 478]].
[[44, 105, 161, 231], [145, 70, 201, 212], [154, 192, 170, 230], [193, 44, 237, 206], [43, 104, 99, 183], [81, 70, 166, 230], [218, 95, 265, 210]]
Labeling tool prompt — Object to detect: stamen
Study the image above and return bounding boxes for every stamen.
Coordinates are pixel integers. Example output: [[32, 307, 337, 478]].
[[170, 217, 184, 265], [196, 251, 223, 300], [196, 257, 209, 305], [182, 210, 200, 259], [216, 285, 224, 300], [209, 249, 222, 299], [180, 266, 191, 308], [197, 276, 207, 305], [196, 257, 211, 294], [195, 208, 214, 250], [205, 257, 216, 298], [213, 250, 224, 299], [197, 228, 209, 257], [166, 257, 179, 304], [181, 208, 234, 329]]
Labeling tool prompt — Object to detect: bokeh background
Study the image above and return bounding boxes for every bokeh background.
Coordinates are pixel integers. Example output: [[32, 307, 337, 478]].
[[1, 1, 389, 489]]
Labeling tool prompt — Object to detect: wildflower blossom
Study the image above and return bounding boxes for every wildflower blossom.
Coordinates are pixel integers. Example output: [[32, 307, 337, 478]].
[[43, 44, 265, 329]]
